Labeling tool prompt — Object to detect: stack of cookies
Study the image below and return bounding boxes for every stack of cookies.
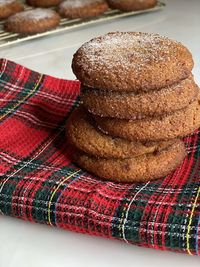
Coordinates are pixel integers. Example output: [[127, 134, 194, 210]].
[[67, 32, 200, 183]]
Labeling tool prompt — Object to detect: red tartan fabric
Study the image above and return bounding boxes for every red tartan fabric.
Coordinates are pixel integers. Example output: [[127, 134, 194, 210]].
[[0, 59, 200, 255]]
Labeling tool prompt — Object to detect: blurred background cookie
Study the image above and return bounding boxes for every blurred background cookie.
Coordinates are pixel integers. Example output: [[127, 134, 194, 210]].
[[106, 0, 157, 11], [26, 0, 61, 8], [0, 0, 24, 20], [58, 0, 109, 19], [4, 8, 60, 34]]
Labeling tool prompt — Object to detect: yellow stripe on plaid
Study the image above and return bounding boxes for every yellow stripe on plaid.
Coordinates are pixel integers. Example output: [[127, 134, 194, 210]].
[[0, 74, 43, 121], [186, 186, 200, 255], [122, 181, 150, 243], [48, 170, 81, 226]]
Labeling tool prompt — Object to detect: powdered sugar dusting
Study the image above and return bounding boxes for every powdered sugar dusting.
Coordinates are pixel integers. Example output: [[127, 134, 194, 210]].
[[0, 0, 16, 6], [8, 8, 57, 22], [78, 32, 180, 72], [60, 0, 104, 9]]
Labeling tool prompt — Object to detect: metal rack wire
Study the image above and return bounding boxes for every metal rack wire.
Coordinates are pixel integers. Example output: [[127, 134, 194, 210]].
[[0, 1, 165, 48]]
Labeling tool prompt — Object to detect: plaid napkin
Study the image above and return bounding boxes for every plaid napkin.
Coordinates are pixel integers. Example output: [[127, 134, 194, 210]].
[[0, 58, 200, 256]]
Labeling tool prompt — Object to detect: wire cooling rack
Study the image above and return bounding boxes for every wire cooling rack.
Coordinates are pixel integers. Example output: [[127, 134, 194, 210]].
[[0, 1, 165, 48]]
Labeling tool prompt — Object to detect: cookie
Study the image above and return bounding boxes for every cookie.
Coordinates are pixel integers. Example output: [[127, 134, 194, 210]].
[[72, 32, 193, 93], [107, 0, 157, 11], [94, 96, 200, 141], [0, 0, 24, 19], [72, 140, 186, 183], [81, 75, 199, 119], [26, 0, 61, 7], [58, 0, 108, 19], [4, 8, 60, 34], [66, 106, 176, 159]]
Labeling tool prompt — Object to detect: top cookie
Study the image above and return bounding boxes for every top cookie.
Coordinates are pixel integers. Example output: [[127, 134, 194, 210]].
[[72, 32, 194, 92]]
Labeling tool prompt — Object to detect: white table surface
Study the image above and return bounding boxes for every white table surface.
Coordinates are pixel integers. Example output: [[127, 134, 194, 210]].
[[0, 0, 200, 266]]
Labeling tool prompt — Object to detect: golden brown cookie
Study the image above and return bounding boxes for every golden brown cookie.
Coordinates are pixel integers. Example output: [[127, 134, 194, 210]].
[[58, 0, 108, 19], [81, 76, 199, 119], [26, 0, 61, 7], [4, 8, 60, 34], [107, 0, 157, 11], [66, 106, 176, 159], [72, 32, 193, 93], [0, 0, 24, 19], [94, 95, 200, 141], [72, 140, 186, 183]]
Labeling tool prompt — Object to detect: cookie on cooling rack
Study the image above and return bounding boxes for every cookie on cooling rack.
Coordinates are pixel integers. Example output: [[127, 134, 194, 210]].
[[4, 8, 60, 34], [26, 0, 61, 8], [107, 0, 157, 11], [0, 0, 24, 19], [58, 0, 109, 19]]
